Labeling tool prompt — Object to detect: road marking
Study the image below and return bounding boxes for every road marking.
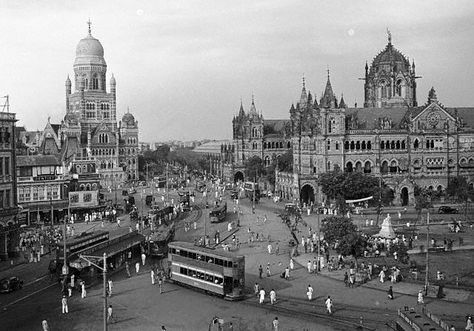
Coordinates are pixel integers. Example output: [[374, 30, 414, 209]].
[[1, 283, 56, 311], [24, 274, 48, 286]]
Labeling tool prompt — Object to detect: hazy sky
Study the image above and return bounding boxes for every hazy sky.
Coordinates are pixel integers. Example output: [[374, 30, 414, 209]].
[[1, 0, 473, 142]]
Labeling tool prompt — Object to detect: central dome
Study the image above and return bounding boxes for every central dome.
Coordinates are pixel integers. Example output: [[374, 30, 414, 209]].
[[370, 42, 410, 74], [74, 34, 106, 66]]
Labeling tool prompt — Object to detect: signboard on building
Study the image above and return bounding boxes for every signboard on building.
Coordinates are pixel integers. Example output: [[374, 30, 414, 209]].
[[69, 191, 99, 209]]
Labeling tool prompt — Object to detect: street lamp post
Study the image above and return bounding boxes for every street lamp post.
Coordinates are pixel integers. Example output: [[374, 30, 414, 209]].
[[424, 212, 430, 296], [80, 253, 107, 331]]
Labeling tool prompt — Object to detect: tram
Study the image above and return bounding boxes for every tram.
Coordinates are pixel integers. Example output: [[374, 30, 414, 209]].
[[209, 201, 227, 223], [167, 241, 245, 300]]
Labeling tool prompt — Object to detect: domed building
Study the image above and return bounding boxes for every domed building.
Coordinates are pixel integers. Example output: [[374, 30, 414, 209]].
[[60, 22, 139, 185]]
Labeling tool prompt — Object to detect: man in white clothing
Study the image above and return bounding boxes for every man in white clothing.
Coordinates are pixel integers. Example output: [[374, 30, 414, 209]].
[[151, 269, 155, 285], [270, 289, 276, 305], [141, 253, 146, 266], [259, 288, 265, 304], [81, 281, 87, 298], [325, 296, 333, 315], [62, 296, 68, 314], [135, 262, 140, 274], [307, 285, 314, 301]]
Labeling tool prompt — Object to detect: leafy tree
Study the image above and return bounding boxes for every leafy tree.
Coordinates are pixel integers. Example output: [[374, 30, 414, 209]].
[[447, 176, 474, 221], [337, 233, 368, 262], [265, 163, 276, 187], [388, 242, 409, 264], [276, 150, 293, 172], [245, 156, 264, 179], [321, 216, 357, 245], [414, 185, 433, 224]]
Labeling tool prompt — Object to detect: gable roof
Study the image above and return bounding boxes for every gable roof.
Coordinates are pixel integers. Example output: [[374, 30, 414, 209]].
[[345, 107, 409, 129], [17, 154, 60, 167]]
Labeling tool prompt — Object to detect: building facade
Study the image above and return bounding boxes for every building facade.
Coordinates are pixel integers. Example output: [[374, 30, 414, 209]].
[[232, 34, 474, 206], [60, 23, 139, 186], [0, 111, 18, 260]]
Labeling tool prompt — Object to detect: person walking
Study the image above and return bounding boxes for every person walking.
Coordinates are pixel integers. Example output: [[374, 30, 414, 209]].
[[275, 242, 279, 255], [61, 296, 68, 314], [107, 304, 114, 323], [266, 263, 271, 277], [270, 288, 276, 305], [379, 269, 385, 283], [141, 253, 146, 266], [254, 283, 260, 297], [307, 260, 312, 273], [284, 267, 290, 280], [343, 271, 349, 287], [70, 274, 75, 288], [158, 277, 163, 294], [135, 261, 140, 274], [42, 320, 50, 331], [387, 286, 394, 300], [68, 285, 72, 297], [267, 243, 272, 254], [272, 316, 279, 331], [465, 316, 473, 331], [289, 258, 294, 270], [81, 281, 87, 298], [125, 261, 131, 278], [108, 279, 113, 297], [258, 265, 263, 279], [259, 288, 266, 304], [307, 285, 314, 301], [151, 269, 155, 285], [417, 290, 424, 304], [325, 296, 333, 315]]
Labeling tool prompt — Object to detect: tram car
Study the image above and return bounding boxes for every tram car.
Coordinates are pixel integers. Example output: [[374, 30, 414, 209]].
[[167, 241, 245, 300]]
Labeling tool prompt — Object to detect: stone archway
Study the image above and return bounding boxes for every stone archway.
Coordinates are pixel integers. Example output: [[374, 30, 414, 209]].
[[234, 171, 244, 183], [400, 187, 409, 206], [300, 184, 315, 205]]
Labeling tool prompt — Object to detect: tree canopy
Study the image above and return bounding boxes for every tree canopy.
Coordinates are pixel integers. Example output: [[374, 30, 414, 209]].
[[337, 233, 367, 260], [321, 216, 357, 245], [244, 156, 264, 179]]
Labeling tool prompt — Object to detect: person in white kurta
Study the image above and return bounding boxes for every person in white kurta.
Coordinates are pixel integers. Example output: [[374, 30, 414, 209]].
[[307, 285, 314, 301], [379, 270, 385, 283], [151, 269, 155, 285], [141, 253, 146, 266], [259, 289, 265, 304], [325, 296, 333, 314], [270, 289, 276, 305], [417, 290, 424, 304], [81, 282, 86, 298], [289, 258, 294, 270], [135, 262, 140, 274]]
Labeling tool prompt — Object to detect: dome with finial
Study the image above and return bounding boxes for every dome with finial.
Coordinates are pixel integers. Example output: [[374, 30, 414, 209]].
[[122, 108, 136, 126], [74, 19, 106, 66], [369, 31, 410, 74]]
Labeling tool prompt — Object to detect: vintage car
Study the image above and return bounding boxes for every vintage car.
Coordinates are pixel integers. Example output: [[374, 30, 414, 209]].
[[0, 276, 24, 293]]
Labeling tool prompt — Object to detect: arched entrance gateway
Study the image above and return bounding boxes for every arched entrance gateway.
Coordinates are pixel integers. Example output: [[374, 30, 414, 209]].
[[400, 187, 409, 206], [300, 184, 315, 205], [233, 171, 244, 183]]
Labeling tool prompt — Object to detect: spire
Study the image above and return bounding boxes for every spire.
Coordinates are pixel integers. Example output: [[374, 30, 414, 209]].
[[365, 61, 368, 76], [87, 18, 92, 36], [307, 91, 313, 104], [387, 28, 392, 45], [339, 94, 347, 108], [127, 106, 130, 114], [249, 94, 257, 114], [299, 75, 307, 105], [321, 70, 336, 108]]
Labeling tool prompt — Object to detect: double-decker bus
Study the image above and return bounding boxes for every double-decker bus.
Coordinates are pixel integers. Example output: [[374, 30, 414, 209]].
[[243, 181, 260, 202], [209, 201, 227, 223], [167, 241, 245, 300]]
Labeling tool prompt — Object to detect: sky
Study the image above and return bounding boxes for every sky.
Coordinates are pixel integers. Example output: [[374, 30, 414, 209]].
[[0, 0, 473, 142]]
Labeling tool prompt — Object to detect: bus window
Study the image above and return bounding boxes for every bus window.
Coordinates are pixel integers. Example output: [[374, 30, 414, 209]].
[[207, 258, 213, 263], [196, 254, 201, 260], [180, 267, 187, 275], [190, 252, 196, 260], [215, 259, 223, 266], [233, 263, 238, 268], [179, 250, 187, 257]]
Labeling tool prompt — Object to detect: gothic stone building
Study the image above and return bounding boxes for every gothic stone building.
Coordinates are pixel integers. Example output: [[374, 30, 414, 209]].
[[233, 35, 474, 206]]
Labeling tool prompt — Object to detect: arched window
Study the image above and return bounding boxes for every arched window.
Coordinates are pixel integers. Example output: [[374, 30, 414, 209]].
[[279, 142, 283, 148], [414, 139, 419, 149], [350, 141, 355, 150], [364, 161, 371, 173], [381, 80, 387, 98], [381, 141, 385, 149], [271, 142, 275, 149], [390, 160, 398, 173], [395, 79, 402, 96], [361, 141, 366, 150], [344, 141, 349, 150], [367, 141, 372, 150], [355, 161, 362, 172], [287, 141, 291, 149], [346, 162, 353, 172], [381, 161, 389, 174], [390, 141, 395, 149], [401, 140, 406, 149], [355, 141, 360, 150], [386, 140, 390, 149], [396, 141, 400, 149], [264, 156, 271, 167], [92, 74, 99, 90]]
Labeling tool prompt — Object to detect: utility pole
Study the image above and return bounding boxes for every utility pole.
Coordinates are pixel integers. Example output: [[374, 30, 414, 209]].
[[80, 253, 108, 331], [50, 187, 54, 227], [424, 212, 430, 296], [166, 163, 169, 202], [252, 175, 256, 214]]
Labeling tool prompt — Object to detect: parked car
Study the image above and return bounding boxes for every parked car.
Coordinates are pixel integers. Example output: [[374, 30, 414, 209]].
[[0, 276, 24, 293], [438, 206, 459, 214]]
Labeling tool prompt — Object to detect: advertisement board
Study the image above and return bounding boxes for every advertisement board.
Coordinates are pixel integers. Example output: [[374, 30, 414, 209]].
[[69, 191, 99, 209]]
